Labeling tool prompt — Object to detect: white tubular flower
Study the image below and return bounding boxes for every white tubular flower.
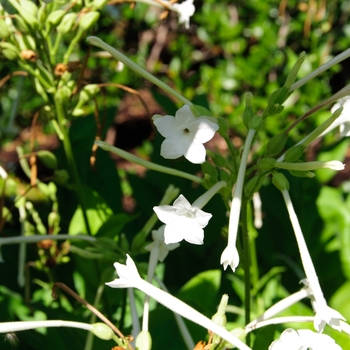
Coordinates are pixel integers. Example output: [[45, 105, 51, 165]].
[[145, 225, 180, 262], [329, 96, 350, 137], [275, 160, 345, 171], [171, 0, 195, 29], [220, 129, 256, 272], [153, 194, 212, 245], [269, 328, 342, 350], [152, 105, 218, 164], [106, 255, 252, 350], [281, 189, 348, 334]]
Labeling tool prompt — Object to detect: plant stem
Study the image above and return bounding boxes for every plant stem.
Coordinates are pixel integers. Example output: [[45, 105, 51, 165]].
[[54, 95, 92, 235], [241, 198, 251, 347]]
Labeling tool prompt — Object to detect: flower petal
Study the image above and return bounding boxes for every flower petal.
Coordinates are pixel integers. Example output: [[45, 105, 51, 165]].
[[153, 115, 179, 138], [160, 136, 187, 159], [220, 246, 240, 272], [184, 141, 207, 164], [193, 118, 219, 143], [153, 205, 177, 224], [174, 104, 196, 128], [194, 209, 212, 228]]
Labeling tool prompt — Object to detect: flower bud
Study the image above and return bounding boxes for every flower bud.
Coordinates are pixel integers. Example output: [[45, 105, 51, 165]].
[[16, 1, 39, 29], [37, 150, 58, 170], [48, 211, 60, 229], [266, 131, 288, 156], [47, 10, 66, 27], [78, 11, 100, 31], [57, 13, 76, 34], [14, 14, 30, 33], [91, 0, 109, 10], [72, 84, 100, 116], [0, 42, 19, 60], [284, 144, 305, 162], [0, 19, 12, 38], [53, 169, 69, 184], [259, 158, 276, 171], [90, 323, 114, 340], [284, 52, 306, 90], [135, 330, 152, 350], [37, 3, 48, 25], [289, 170, 315, 178], [243, 92, 254, 128], [272, 172, 289, 191], [248, 115, 263, 131], [265, 86, 289, 116], [211, 294, 228, 327]]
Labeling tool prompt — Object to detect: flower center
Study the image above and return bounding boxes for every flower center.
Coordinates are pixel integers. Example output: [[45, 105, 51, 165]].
[[183, 128, 190, 134]]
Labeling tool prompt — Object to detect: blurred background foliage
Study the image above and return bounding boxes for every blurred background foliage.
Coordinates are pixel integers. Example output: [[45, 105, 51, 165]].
[[1, 0, 350, 349]]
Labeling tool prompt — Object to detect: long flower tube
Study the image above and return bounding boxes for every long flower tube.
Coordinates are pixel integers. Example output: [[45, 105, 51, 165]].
[[281, 189, 348, 333], [106, 255, 252, 350], [86, 37, 192, 106], [221, 129, 256, 271]]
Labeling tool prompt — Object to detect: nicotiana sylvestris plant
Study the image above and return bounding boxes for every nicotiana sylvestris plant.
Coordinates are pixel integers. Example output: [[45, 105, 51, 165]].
[[2, 1, 350, 348], [82, 35, 350, 349]]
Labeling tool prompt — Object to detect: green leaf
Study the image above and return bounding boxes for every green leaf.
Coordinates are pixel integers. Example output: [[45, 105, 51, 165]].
[[252, 325, 276, 350], [95, 213, 136, 238]]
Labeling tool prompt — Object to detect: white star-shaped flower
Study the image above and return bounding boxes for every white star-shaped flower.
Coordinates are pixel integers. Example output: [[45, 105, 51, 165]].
[[105, 255, 141, 289], [144, 225, 180, 261], [172, 0, 195, 29], [269, 328, 342, 350], [153, 194, 212, 245], [152, 105, 218, 164]]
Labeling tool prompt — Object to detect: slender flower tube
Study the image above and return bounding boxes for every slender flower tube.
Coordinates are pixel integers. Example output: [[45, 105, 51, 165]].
[[329, 96, 350, 137], [281, 189, 348, 333], [275, 160, 345, 171], [106, 255, 252, 350], [221, 129, 256, 271]]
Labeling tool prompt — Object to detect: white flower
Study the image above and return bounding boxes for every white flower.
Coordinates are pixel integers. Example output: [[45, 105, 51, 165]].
[[330, 96, 350, 137], [105, 255, 142, 288], [220, 245, 240, 272], [269, 328, 342, 350], [153, 194, 212, 245], [144, 225, 180, 262], [152, 105, 218, 164], [106, 255, 252, 350], [171, 0, 195, 29], [313, 303, 348, 334]]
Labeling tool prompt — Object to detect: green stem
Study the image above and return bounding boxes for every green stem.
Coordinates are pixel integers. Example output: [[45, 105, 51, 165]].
[[241, 198, 251, 347], [51, 32, 63, 65], [63, 29, 85, 64], [54, 95, 92, 236], [86, 36, 192, 105], [95, 140, 202, 183]]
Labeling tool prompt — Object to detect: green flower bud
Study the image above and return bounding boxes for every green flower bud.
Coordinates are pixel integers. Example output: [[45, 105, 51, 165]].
[[91, 0, 109, 10], [272, 172, 289, 191], [16, 2, 39, 29], [48, 211, 60, 229], [0, 42, 19, 60], [266, 131, 288, 156], [20, 0, 38, 17], [284, 52, 305, 90], [72, 84, 100, 116], [266, 103, 284, 116], [265, 86, 289, 117], [212, 294, 228, 327], [0, 19, 12, 38], [46, 9, 66, 27], [243, 92, 254, 128], [53, 169, 69, 184], [57, 13, 77, 34], [37, 3, 48, 26], [90, 323, 114, 340], [289, 170, 315, 178], [259, 158, 276, 171], [135, 330, 152, 350], [55, 86, 72, 106], [284, 144, 305, 162], [78, 11, 100, 31], [248, 115, 263, 131], [37, 150, 58, 170], [34, 77, 49, 103]]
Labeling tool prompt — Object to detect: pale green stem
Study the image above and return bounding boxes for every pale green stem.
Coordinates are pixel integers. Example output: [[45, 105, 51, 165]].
[[245, 288, 311, 332], [86, 36, 192, 105], [17, 202, 26, 288], [281, 190, 326, 307], [275, 160, 344, 171], [128, 288, 141, 339], [291, 47, 350, 91], [0, 320, 94, 333], [155, 276, 195, 350], [142, 246, 159, 332], [95, 140, 202, 183], [192, 181, 226, 209], [245, 316, 315, 333], [84, 283, 106, 350], [63, 29, 85, 64]]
